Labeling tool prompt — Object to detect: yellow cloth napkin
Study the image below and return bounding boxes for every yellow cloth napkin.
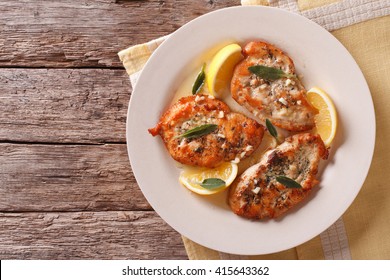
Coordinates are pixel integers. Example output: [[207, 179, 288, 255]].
[[119, 0, 390, 259]]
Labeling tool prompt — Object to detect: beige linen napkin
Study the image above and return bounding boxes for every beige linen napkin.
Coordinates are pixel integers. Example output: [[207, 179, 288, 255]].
[[119, 0, 390, 259]]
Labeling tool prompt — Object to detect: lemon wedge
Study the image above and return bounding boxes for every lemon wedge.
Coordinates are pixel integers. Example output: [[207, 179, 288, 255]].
[[206, 43, 243, 98], [306, 87, 338, 147], [179, 162, 238, 195]]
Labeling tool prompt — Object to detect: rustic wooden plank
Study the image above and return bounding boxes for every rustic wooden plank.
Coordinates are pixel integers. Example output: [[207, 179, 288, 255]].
[[0, 0, 240, 68], [0, 211, 187, 259], [0, 143, 151, 212], [0, 68, 130, 143]]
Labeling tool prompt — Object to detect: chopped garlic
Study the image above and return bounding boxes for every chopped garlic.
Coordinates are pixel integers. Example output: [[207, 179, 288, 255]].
[[278, 97, 288, 106], [208, 95, 215, 99], [240, 151, 246, 158], [285, 78, 294, 86], [231, 157, 240, 164], [218, 111, 225, 119], [297, 100, 302, 105], [260, 84, 268, 90], [178, 138, 186, 148], [217, 133, 226, 139], [245, 145, 253, 152], [252, 187, 261, 194], [195, 95, 205, 103], [250, 78, 259, 87]]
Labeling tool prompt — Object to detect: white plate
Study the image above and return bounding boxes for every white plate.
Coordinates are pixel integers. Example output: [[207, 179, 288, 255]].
[[127, 6, 375, 255]]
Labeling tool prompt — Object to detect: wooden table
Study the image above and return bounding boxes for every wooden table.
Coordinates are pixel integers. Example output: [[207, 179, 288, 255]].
[[0, 0, 240, 260]]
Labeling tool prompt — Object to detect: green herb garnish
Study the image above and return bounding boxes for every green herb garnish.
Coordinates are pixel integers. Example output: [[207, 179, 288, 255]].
[[192, 63, 206, 95], [176, 124, 217, 139], [266, 119, 278, 140], [248, 65, 296, 81], [266, 119, 282, 144], [199, 178, 226, 190], [275, 176, 302, 189]]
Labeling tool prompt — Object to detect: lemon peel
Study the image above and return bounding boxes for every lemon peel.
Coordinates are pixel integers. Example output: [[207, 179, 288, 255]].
[[206, 43, 243, 98], [306, 87, 337, 147]]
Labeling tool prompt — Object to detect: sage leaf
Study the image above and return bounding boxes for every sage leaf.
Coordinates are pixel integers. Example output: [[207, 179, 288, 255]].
[[192, 63, 206, 95], [176, 124, 217, 139], [275, 176, 302, 188], [266, 119, 278, 139], [199, 178, 226, 190], [266, 119, 281, 144], [248, 65, 296, 81]]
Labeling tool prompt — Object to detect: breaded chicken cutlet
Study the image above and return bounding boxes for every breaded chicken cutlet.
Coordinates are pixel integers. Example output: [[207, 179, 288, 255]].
[[149, 94, 265, 168], [229, 133, 328, 219], [231, 41, 317, 131]]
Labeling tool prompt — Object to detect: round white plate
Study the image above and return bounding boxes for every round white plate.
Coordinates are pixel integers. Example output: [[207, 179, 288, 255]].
[[127, 6, 375, 255]]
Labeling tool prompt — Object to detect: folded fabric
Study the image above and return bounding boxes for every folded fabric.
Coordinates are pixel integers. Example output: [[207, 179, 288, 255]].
[[119, 0, 390, 259]]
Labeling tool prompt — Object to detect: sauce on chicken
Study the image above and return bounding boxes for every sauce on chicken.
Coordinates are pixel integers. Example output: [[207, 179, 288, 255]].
[[229, 133, 328, 219], [149, 94, 265, 168], [231, 41, 317, 131]]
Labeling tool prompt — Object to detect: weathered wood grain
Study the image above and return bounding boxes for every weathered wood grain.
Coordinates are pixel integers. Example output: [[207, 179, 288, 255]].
[[0, 68, 130, 143], [0, 0, 240, 68], [0, 211, 187, 259], [0, 143, 151, 212]]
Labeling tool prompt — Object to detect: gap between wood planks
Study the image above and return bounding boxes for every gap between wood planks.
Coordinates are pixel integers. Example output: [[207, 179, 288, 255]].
[[0, 0, 239, 68], [0, 211, 188, 259]]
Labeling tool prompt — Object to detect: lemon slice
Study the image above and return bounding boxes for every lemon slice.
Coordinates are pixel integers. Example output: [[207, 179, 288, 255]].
[[179, 162, 238, 195], [306, 87, 338, 147], [206, 43, 243, 97]]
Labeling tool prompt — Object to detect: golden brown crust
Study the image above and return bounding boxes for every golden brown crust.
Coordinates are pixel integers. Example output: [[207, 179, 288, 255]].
[[228, 133, 328, 219], [231, 41, 317, 131], [149, 94, 265, 168]]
